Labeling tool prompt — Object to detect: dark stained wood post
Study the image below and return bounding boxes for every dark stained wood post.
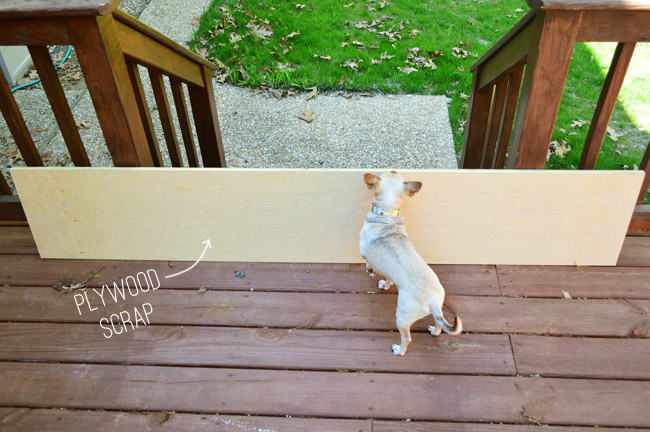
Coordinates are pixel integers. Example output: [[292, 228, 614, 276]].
[[579, 42, 636, 170], [639, 141, 650, 204], [460, 71, 493, 169], [67, 13, 154, 167], [508, 10, 582, 169]]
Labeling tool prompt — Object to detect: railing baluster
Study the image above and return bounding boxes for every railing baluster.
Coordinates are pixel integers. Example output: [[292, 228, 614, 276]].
[[494, 66, 524, 169], [126, 61, 162, 166], [0, 172, 11, 195], [28, 45, 90, 167], [461, 71, 494, 169], [170, 78, 199, 167], [579, 42, 636, 170], [508, 10, 581, 169], [188, 66, 226, 167], [0, 69, 43, 166], [638, 141, 650, 204], [482, 77, 508, 168], [148, 69, 182, 167]]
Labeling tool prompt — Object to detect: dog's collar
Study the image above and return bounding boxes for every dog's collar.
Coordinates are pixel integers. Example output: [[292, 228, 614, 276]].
[[372, 204, 400, 217]]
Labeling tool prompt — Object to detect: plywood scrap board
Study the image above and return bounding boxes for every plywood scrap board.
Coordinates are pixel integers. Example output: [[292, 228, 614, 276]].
[[11, 168, 643, 265]]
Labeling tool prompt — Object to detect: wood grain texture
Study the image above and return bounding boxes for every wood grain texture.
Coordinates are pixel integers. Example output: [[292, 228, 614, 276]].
[[1, 288, 647, 337], [374, 421, 644, 432], [114, 18, 205, 86], [126, 61, 162, 166], [0, 227, 36, 254], [148, 70, 182, 167], [579, 43, 636, 169], [510, 10, 581, 169], [28, 45, 90, 167], [1, 362, 649, 426], [577, 11, 650, 42], [618, 236, 650, 267], [498, 265, 650, 298], [0, 0, 117, 18], [460, 73, 493, 168], [482, 77, 508, 168], [528, 0, 650, 11], [68, 15, 153, 167], [0, 323, 515, 375], [512, 335, 650, 379], [188, 66, 226, 167], [170, 78, 199, 167], [0, 196, 26, 222], [494, 66, 524, 168], [0, 255, 499, 295], [0, 17, 71, 45], [10, 168, 643, 264], [0, 409, 371, 432], [0, 69, 42, 166]]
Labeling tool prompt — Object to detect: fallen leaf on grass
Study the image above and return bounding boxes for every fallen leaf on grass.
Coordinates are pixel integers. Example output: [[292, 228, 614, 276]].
[[548, 139, 571, 159], [343, 2, 354, 7], [398, 66, 418, 74], [286, 31, 300, 39], [571, 119, 588, 128], [297, 109, 316, 123], [380, 51, 394, 60], [306, 86, 318, 101], [229, 32, 243, 43], [606, 126, 622, 142], [313, 54, 332, 60], [337, 76, 347, 86]]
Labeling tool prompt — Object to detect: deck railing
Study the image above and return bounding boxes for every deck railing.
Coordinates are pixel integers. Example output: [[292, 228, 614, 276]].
[[0, 0, 226, 211], [460, 0, 650, 233]]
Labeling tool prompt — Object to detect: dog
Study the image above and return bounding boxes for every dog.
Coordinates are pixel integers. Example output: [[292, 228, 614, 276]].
[[359, 171, 462, 356]]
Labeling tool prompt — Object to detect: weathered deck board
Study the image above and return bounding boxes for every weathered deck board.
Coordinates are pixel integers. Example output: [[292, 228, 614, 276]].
[[0, 409, 372, 432], [0, 323, 515, 375], [618, 236, 650, 267], [497, 265, 650, 299], [0, 227, 37, 255], [1, 409, 643, 432], [2, 362, 649, 426], [1, 288, 647, 337], [373, 421, 644, 432], [512, 335, 650, 379], [0, 255, 499, 295]]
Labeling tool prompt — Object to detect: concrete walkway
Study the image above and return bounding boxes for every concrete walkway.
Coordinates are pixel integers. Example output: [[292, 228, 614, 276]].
[[0, 0, 458, 189]]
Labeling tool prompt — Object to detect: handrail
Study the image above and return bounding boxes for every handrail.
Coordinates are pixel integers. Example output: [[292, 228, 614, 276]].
[[0, 1, 226, 208], [461, 1, 650, 233]]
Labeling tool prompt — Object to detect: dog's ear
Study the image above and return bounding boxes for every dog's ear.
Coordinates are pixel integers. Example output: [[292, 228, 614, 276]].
[[364, 173, 381, 190], [404, 181, 422, 197]]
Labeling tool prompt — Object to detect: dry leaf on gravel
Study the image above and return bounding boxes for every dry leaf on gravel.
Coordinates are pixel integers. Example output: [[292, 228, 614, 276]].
[[297, 109, 316, 123], [306, 86, 318, 101]]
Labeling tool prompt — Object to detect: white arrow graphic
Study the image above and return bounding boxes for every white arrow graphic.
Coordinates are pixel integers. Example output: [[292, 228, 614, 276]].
[[165, 239, 212, 279]]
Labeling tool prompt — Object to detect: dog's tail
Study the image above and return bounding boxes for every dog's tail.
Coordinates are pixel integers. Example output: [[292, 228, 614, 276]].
[[432, 306, 462, 335]]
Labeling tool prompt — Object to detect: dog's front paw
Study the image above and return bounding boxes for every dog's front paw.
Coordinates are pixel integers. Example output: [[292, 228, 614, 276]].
[[427, 325, 442, 336], [392, 344, 405, 356], [365, 266, 375, 277]]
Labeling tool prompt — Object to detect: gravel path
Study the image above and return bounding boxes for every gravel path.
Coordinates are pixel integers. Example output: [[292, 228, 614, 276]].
[[0, 0, 457, 192]]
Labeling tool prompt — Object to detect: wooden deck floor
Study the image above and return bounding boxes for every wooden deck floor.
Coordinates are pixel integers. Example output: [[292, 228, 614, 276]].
[[0, 227, 649, 431]]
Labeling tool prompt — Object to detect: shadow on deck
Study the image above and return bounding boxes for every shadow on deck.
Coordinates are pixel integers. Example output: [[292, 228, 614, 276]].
[[0, 226, 649, 431]]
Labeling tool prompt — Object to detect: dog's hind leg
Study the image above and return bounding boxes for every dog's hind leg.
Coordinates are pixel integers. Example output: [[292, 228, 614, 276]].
[[427, 323, 442, 336], [378, 278, 393, 290]]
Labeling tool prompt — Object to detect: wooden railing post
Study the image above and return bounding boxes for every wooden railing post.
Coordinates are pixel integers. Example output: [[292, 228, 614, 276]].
[[639, 141, 650, 204], [460, 71, 493, 168], [67, 14, 154, 167], [188, 66, 227, 167], [579, 42, 636, 170], [508, 10, 581, 169]]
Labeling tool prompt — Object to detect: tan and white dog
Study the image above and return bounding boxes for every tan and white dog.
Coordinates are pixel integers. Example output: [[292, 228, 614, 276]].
[[359, 171, 462, 356]]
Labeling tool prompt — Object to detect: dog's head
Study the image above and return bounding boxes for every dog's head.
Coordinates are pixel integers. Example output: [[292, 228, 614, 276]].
[[364, 171, 422, 212]]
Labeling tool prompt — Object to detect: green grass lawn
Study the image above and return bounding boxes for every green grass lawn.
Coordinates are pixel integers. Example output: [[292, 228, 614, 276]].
[[190, 0, 649, 201]]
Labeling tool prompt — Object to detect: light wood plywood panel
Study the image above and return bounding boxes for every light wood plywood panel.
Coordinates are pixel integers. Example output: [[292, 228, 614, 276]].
[[10, 168, 643, 265]]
